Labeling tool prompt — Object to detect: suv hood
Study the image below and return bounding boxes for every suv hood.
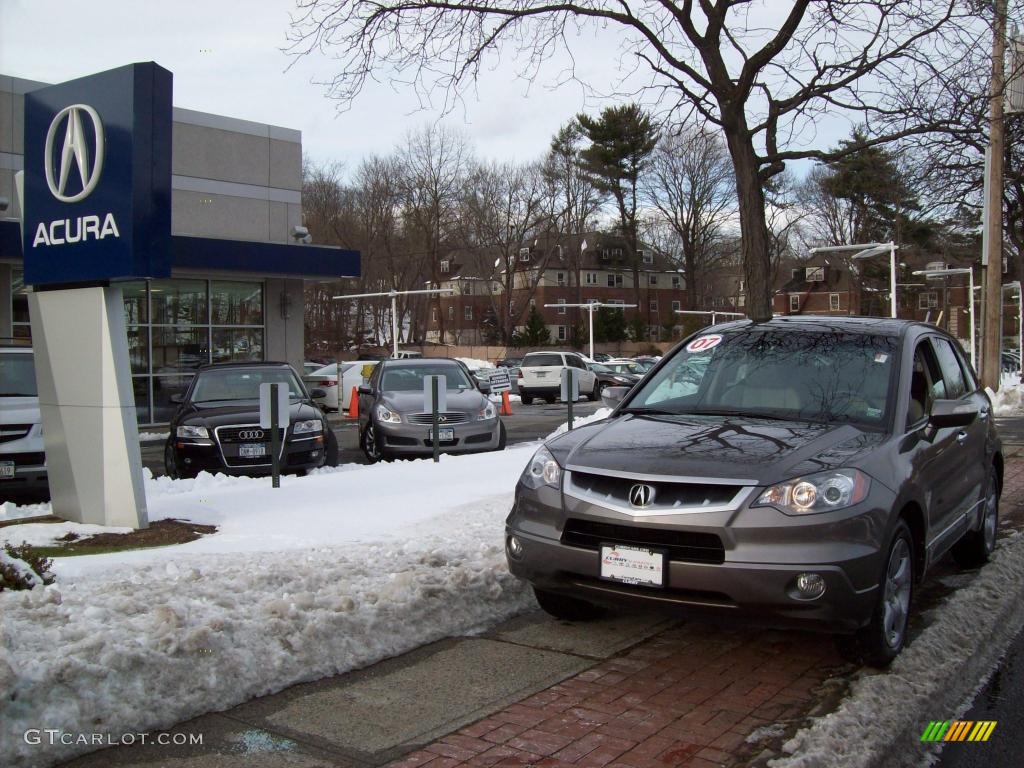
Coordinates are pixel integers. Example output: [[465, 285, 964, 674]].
[[558, 413, 885, 485], [0, 397, 41, 424], [178, 400, 322, 428], [383, 389, 486, 413]]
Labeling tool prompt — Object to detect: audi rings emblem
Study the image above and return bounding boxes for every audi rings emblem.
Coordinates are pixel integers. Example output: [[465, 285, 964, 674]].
[[238, 430, 265, 440], [629, 483, 655, 508]]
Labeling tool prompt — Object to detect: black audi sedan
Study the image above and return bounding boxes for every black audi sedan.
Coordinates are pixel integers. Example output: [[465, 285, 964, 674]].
[[164, 362, 337, 478], [506, 317, 1002, 667]]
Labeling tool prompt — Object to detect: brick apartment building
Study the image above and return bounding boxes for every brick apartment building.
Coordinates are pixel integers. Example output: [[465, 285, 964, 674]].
[[425, 232, 690, 345]]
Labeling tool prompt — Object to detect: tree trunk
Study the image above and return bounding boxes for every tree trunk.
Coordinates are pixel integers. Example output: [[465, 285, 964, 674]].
[[724, 131, 772, 322]]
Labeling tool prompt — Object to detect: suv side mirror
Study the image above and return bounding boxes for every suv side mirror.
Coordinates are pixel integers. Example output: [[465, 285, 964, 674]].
[[357, 385, 372, 396], [477, 379, 491, 394], [309, 388, 327, 400], [601, 386, 630, 408], [928, 399, 978, 429]]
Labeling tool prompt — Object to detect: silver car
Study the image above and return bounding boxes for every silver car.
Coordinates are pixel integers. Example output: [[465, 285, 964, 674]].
[[357, 358, 506, 462]]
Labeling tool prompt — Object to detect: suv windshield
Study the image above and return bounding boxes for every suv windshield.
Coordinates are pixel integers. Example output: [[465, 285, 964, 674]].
[[625, 329, 897, 427], [0, 352, 38, 397], [381, 364, 473, 392], [190, 368, 304, 403]]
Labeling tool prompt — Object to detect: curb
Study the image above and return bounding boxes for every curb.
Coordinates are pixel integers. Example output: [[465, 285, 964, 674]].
[[766, 530, 1024, 768]]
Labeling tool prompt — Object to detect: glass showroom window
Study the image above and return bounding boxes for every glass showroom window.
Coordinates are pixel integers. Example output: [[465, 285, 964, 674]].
[[10, 268, 30, 341]]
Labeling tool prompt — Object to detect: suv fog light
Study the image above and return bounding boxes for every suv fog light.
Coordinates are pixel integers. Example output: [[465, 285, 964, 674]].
[[796, 573, 826, 599], [507, 535, 524, 560]]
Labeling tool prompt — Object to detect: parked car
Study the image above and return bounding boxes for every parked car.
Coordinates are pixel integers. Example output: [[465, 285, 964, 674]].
[[165, 362, 336, 478], [588, 362, 641, 395], [604, 360, 647, 377], [357, 358, 506, 462], [394, 350, 423, 359], [517, 351, 600, 405], [1001, 350, 1020, 374], [591, 353, 613, 363], [304, 360, 380, 412], [303, 361, 325, 376], [506, 317, 1002, 667], [496, 357, 523, 394], [0, 344, 47, 498], [631, 355, 660, 372]]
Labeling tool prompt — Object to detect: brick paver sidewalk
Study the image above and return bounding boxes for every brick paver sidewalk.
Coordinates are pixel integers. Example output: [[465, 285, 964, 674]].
[[392, 450, 1024, 768]]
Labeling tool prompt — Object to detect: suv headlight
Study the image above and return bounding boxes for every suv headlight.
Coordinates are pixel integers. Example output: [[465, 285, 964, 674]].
[[375, 404, 402, 424], [477, 401, 497, 420], [292, 419, 323, 435], [754, 469, 871, 515], [520, 445, 561, 490], [176, 425, 209, 439]]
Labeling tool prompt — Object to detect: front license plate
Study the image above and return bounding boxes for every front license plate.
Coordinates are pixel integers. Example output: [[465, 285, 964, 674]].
[[535, 371, 548, 377], [0, 461, 13, 479], [428, 428, 455, 442], [600, 543, 664, 587], [239, 443, 267, 458]]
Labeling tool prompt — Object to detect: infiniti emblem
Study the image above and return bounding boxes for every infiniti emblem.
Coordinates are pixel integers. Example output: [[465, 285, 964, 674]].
[[44, 104, 105, 203], [629, 483, 655, 508]]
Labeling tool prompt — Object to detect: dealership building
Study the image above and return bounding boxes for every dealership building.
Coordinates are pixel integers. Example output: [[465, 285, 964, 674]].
[[0, 71, 359, 425]]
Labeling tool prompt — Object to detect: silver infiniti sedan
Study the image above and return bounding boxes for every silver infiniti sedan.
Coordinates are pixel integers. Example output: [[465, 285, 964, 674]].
[[356, 358, 507, 462]]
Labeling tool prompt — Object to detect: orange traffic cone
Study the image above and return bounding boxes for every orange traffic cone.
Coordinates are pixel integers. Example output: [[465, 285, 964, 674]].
[[500, 390, 513, 416], [347, 387, 359, 418]]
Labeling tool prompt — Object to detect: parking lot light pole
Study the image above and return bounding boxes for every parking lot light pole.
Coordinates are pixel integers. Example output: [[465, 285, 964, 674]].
[[809, 243, 899, 319], [333, 288, 454, 357], [544, 302, 637, 360], [914, 268, 977, 369]]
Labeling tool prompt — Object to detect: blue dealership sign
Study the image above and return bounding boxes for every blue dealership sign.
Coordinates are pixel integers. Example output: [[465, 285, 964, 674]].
[[22, 62, 172, 286]]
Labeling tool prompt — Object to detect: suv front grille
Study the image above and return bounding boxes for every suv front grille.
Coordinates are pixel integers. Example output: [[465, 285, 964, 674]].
[[0, 452, 46, 468], [565, 470, 749, 515], [0, 425, 32, 444], [561, 518, 725, 564]]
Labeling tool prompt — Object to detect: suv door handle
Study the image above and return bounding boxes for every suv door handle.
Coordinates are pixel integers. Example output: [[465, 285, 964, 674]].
[[957, 431, 968, 444]]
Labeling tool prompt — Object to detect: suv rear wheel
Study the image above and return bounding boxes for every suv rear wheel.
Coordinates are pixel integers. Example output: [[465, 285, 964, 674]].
[[839, 518, 913, 667], [952, 467, 999, 568], [520, 393, 534, 405]]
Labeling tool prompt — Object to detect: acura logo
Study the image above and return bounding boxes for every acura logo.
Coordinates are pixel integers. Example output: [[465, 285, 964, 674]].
[[238, 430, 265, 440], [629, 484, 655, 508], [44, 104, 105, 203], [439, 415, 447, 423]]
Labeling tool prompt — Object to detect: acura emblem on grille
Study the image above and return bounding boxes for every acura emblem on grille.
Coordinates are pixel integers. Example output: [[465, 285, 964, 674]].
[[439, 415, 447, 423], [238, 430, 265, 440], [629, 483, 655, 508]]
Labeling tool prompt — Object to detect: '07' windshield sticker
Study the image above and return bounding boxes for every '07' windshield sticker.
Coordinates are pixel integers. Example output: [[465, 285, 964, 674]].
[[686, 335, 723, 353]]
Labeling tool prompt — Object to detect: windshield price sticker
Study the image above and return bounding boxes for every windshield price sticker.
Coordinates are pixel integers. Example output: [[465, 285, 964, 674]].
[[686, 335, 723, 353]]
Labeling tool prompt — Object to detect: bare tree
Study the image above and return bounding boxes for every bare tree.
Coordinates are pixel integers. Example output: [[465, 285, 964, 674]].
[[287, 0, 991, 321], [642, 126, 735, 310], [461, 160, 555, 341]]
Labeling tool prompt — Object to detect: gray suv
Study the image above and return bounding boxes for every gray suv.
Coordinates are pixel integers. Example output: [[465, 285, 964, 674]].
[[506, 317, 1002, 666]]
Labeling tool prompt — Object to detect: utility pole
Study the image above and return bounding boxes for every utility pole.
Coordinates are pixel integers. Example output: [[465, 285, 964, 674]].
[[983, 0, 1007, 390]]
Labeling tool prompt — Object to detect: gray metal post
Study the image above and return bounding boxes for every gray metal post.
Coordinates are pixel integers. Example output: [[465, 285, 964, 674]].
[[567, 369, 574, 431], [270, 382, 281, 488], [432, 376, 440, 463]]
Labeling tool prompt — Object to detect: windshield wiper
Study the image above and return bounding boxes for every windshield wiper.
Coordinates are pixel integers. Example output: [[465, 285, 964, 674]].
[[0, 392, 35, 396], [620, 406, 679, 416], [677, 408, 800, 422]]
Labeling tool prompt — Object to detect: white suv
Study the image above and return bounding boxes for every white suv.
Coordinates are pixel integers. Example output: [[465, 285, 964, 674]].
[[0, 345, 47, 498], [517, 351, 599, 405]]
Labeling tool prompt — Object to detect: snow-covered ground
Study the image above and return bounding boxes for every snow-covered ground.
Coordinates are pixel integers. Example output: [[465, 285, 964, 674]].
[[137, 431, 169, 442], [988, 380, 1024, 415], [0, 441, 550, 767]]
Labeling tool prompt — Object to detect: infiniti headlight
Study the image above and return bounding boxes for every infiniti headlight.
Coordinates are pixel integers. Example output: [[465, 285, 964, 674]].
[[477, 401, 497, 420], [520, 445, 561, 490], [292, 419, 323, 434], [754, 469, 871, 516], [375, 404, 402, 424], [176, 424, 209, 439]]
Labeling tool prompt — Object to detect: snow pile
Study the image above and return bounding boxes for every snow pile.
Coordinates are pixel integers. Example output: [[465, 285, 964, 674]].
[[457, 357, 494, 371], [0, 521, 132, 549], [0, 500, 51, 522], [0, 447, 537, 767], [137, 431, 169, 442], [0, 548, 46, 590], [770, 531, 1024, 768], [987, 383, 1024, 415], [547, 407, 613, 438]]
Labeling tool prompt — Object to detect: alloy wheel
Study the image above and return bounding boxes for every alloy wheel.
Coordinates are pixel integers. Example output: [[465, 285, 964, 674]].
[[883, 538, 912, 649]]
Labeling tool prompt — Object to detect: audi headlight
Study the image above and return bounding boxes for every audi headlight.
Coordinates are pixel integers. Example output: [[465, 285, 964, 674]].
[[520, 445, 561, 490], [292, 419, 323, 434], [477, 401, 497, 420], [754, 469, 871, 516], [176, 424, 209, 439], [375, 404, 402, 424]]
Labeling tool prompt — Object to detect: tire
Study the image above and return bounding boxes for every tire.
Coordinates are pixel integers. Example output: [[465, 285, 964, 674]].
[[163, 439, 194, 480], [360, 424, 384, 463], [521, 393, 534, 405], [496, 422, 507, 450], [325, 429, 339, 467], [545, 396, 557, 405], [533, 587, 604, 622], [952, 467, 1000, 568], [839, 518, 914, 667], [588, 382, 601, 402]]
